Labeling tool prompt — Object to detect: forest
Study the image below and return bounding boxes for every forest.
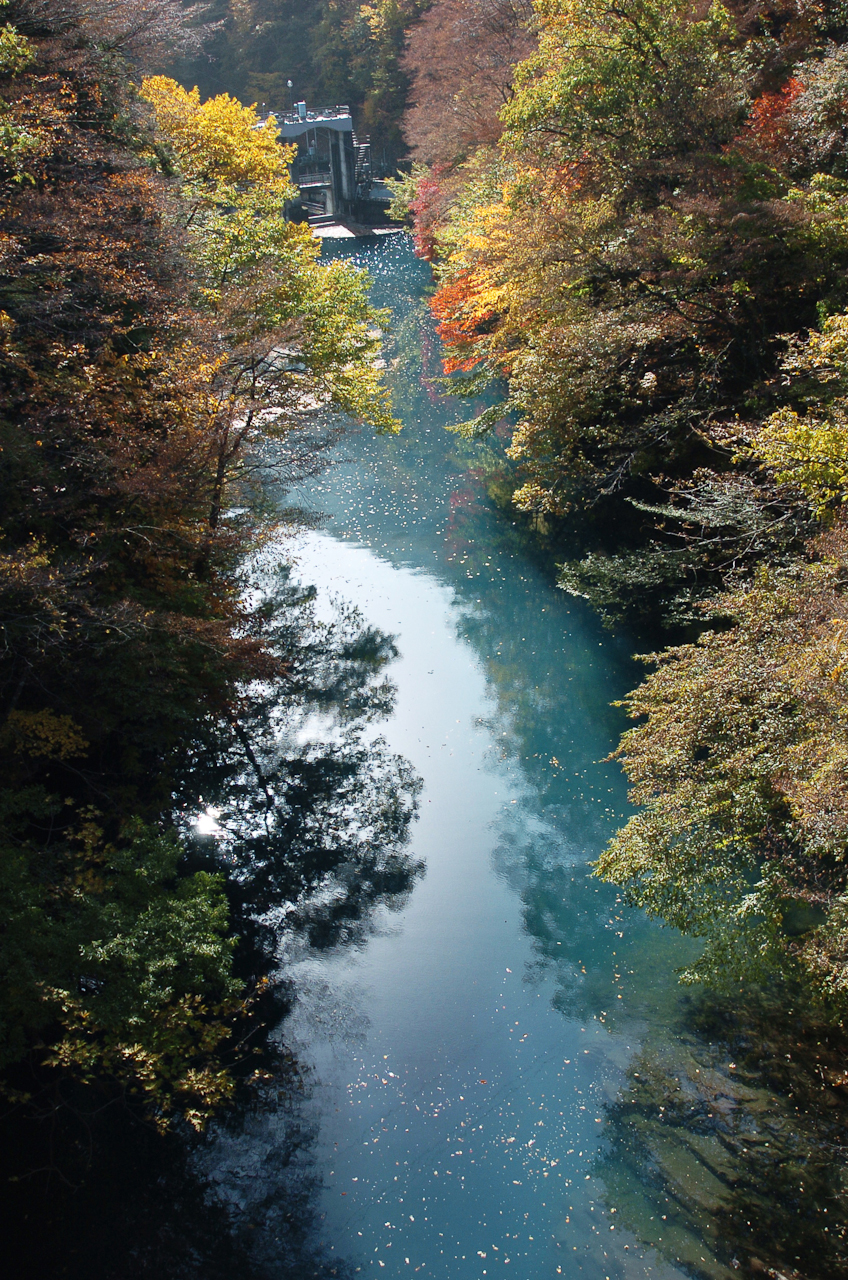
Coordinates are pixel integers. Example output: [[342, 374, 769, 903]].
[[171, 0, 428, 168], [0, 1, 420, 1267], [5, 0, 848, 1273]]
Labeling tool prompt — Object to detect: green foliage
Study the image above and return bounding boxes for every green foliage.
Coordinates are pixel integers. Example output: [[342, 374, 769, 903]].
[[597, 529, 848, 1009], [501, 0, 741, 177], [384, 165, 419, 222], [0, 16, 42, 181], [559, 544, 698, 630], [0, 22, 33, 76], [313, 0, 422, 159], [1, 810, 239, 1128], [786, 45, 848, 178], [187, 184, 398, 430], [559, 472, 817, 630], [142, 76, 399, 436], [755, 311, 848, 516]]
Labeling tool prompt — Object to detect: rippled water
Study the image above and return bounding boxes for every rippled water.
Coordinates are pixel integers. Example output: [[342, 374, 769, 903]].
[[201, 234, 844, 1280]]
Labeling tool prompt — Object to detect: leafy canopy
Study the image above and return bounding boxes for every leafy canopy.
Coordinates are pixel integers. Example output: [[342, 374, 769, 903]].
[[598, 530, 848, 1010], [502, 0, 740, 175], [141, 75, 295, 191], [141, 76, 399, 436], [0, 7, 407, 1134], [756, 313, 848, 517]]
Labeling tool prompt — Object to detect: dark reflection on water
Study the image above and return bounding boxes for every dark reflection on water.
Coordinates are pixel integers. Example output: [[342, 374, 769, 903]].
[[178, 564, 423, 953], [0, 1072, 348, 1279], [601, 995, 848, 1280], [1, 559, 421, 1278]]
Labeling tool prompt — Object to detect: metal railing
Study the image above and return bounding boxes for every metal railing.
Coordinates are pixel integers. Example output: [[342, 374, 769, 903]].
[[278, 105, 351, 126]]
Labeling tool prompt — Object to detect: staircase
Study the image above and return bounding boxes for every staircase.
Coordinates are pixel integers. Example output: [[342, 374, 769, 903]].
[[352, 132, 372, 191]]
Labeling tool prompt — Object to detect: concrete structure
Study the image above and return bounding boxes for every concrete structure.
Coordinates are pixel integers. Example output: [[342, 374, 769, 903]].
[[276, 103, 372, 222]]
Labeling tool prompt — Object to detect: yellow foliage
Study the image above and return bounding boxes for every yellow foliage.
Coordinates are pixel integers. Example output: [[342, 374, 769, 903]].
[[797, 310, 848, 373], [755, 313, 848, 515], [140, 76, 296, 193], [756, 405, 848, 515], [4, 708, 88, 759]]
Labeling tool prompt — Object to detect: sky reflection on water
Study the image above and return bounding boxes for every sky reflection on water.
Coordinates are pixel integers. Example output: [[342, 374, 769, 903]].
[[221, 234, 695, 1280]]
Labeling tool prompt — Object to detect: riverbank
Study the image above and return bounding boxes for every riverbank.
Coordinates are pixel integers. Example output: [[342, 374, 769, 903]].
[[312, 223, 405, 239]]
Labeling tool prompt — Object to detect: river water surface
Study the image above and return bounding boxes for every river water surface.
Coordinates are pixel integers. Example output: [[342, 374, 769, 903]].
[[203, 235, 841, 1280]]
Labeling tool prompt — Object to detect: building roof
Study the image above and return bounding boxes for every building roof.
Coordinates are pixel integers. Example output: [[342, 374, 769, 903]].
[[275, 106, 353, 139]]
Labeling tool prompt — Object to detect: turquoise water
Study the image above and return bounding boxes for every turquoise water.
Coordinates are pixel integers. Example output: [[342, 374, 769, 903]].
[[201, 235, 842, 1280]]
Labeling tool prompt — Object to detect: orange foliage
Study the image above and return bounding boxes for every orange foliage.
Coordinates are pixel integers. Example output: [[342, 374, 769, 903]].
[[743, 77, 803, 154], [430, 273, 493, 372], [409, 168, 448, 260]]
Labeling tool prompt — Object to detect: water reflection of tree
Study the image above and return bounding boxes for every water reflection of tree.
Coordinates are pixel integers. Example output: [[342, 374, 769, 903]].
[[492, 818, 848, 1279], [192, 1067, 360, 1280], [1, 1077, 356, 1279], [598, 994, 848, 1280], [491, 809, 696, 1033], [2, 561, 421, 1279], [177, 561, 423, 963], [190, 563, 421, 1276]]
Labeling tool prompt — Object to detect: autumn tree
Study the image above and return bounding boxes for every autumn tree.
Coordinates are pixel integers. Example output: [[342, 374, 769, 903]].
[[755, 311, 848, 516], [597, 524, 848, 1009], [402, 0, 535, 169], [0, 0, 256, 1129], [140, 75, 397, 540], [0, 0, 412, 1133], [400, 0, 848, 1018], [396, 0, 848, 640]]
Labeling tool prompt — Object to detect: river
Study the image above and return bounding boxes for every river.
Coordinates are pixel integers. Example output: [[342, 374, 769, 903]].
[[198, 234, 844, 1280]]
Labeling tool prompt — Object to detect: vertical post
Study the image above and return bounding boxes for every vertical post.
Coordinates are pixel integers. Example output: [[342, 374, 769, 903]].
[[327, 128, 337, 218], [337, 130, 352, 205]]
